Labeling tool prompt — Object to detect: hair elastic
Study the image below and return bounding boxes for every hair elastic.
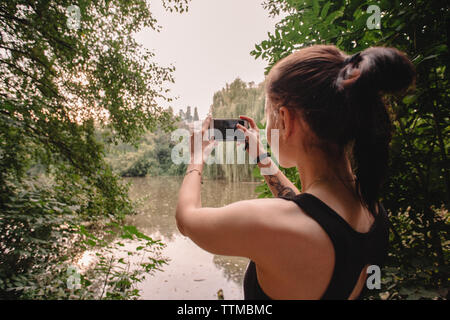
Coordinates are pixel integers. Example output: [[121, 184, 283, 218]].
[[343, 52, 362, 66]]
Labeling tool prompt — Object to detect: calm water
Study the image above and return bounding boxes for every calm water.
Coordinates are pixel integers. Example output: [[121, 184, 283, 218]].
[[124, 176, 260, 300]]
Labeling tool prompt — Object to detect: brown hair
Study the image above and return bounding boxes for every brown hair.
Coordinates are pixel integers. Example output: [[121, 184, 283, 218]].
[[266, 45, 416, 213]]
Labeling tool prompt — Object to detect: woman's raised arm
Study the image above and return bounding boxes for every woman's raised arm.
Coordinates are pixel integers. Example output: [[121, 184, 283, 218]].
[[237, 115, 300, 198]]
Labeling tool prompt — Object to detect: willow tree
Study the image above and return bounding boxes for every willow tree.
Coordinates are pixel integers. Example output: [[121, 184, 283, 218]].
[[206, 78, 266, 182], [0, 0, 189, 299]]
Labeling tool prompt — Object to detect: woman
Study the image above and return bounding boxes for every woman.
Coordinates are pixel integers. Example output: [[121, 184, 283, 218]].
[[175, 45, 415, 300]]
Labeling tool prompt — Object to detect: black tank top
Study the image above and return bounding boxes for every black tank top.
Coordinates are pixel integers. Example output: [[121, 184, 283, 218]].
[[243, 193, 390, 300]]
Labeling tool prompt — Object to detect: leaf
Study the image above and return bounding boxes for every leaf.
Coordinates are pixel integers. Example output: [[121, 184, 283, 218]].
[[402, 95, 417, 105], [422, 54, 439, 61], [85, 239, 96, 246], [321, 2, 332, 19], [324, 9, 344, 25], [312, 0, 320, 17]]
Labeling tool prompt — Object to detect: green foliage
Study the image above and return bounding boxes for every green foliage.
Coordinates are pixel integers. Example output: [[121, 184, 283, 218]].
[[74, 223, 167, 300], [104, 111, 187, 178], [0, 171, 163, 299], [253, 0, 449, 299], [0, 179, 79, 299], [0, 0, 190, 299]]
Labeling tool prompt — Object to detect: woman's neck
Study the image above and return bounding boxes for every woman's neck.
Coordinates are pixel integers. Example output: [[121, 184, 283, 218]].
[[296, 149, 355, 193]]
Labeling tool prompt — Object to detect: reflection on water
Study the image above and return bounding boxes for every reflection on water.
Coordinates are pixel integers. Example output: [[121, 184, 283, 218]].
[[124, 176, 260, 300]]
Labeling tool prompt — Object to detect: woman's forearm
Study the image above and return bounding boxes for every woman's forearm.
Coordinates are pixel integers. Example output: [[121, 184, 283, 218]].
[[258, 158, 300, 197], [176, 163, 203, 235], [177, 163, 203, 211]]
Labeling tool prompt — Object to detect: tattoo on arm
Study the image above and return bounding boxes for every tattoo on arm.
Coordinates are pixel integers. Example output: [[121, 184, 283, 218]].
[[266, 175, 296, 198]]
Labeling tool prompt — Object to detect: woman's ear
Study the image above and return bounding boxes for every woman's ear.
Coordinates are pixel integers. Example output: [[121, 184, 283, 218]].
[[278, 106, 294, 139]]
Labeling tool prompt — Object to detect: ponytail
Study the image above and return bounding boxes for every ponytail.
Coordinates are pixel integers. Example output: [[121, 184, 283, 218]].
[[336, 47, 416, 212]]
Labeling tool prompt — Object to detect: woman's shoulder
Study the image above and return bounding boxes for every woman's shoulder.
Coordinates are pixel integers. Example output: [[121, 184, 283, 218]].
[[246, 196, 336, 298], [238, 196, 312, 227], [242, 196, 334, 255]]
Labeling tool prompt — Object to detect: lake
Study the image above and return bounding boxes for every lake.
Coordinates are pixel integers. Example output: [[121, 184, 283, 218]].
[[124, 176, 261, 300]]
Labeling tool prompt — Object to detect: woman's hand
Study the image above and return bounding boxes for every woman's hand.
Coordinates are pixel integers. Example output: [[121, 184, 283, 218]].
[[236, 115, 266, 161], [189, 115, 217, 165]]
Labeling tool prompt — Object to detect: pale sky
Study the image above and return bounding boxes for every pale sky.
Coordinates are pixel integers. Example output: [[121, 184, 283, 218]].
[[134, 0, 282, 118]]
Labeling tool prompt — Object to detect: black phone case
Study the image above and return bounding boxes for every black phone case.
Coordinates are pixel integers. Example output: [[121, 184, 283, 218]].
[[211, 119, 248, 141]]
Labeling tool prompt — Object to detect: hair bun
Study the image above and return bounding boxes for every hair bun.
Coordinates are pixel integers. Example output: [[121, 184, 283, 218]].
[[338, 47, 416, 94]]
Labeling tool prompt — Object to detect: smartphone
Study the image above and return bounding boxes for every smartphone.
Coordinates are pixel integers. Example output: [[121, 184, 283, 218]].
[[210, 118, 249, 141]]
